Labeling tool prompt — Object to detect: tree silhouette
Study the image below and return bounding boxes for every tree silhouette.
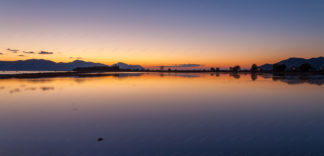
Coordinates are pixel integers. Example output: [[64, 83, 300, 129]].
[[273, 64, 286, 72], [299, 63, 313, 72], [250, 64, 258, 73], [231, 65, 241, 72], [210, 67, 216, 72]]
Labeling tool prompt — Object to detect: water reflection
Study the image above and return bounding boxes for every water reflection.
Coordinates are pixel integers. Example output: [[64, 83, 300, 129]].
[[1, 73, 324, 87], [25, 87, 37, 91], [159, 73, 201, 78], [76, 72, 145, 78], [272, 74, 324, 85], [0, 72, 323, 96], [1, 83, 56, 94], [229, 73, 241, 79], [251, 73, 258, 81], [9, 88, 21, 94], [40, 87, 55, 91], [0, 73, 324, 155]]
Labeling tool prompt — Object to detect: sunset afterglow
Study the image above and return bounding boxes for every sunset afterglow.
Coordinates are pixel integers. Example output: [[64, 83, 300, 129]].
[[0, 0, 323, 68]]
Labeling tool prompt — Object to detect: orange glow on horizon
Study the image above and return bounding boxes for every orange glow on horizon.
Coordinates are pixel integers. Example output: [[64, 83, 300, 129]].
[[1, 46, 323, 69], [0, 54, 299, 69]]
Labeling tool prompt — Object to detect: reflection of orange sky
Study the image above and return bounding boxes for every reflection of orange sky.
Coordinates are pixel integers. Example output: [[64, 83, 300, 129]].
[[1, 73, 323, 119], [0, 73, 320, 100]]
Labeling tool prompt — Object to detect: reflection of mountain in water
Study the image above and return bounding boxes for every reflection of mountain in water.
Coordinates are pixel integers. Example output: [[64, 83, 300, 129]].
[[272, 75, 324, 86], [158, 73, 201, 78], [166, 73, 201, 78], [82, 73, 212, 78], [2, 86, 55, 94], [76, 73, 144, 78], [113, 73, 144, 78], [1, 72, 324, 86]]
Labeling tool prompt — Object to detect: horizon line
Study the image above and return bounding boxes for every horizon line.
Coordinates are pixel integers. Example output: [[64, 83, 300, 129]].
[[0, 56, 323, 69]]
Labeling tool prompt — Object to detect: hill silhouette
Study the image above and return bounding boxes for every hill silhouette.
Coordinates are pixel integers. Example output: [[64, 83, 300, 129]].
[[0, 59, 107, 71], [260, 57, 324, 71], [0, 59, 146, 71], [113, 62, 144, 70]]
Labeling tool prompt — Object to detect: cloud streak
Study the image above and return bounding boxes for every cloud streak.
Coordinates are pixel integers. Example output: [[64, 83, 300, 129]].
[[23, 51, 35, 54], [7, 48, 19, 53], [39, 51, 54, 55]]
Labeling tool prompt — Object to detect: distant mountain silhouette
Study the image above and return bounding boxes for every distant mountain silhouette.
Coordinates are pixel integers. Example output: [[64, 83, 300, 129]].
[[260, 57, 324, 71], [112, 62, 144, 70], [0, 59, 107, 71], [259, 64, 273, 71]]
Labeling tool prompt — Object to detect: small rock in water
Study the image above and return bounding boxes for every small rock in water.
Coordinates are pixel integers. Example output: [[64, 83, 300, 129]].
[[98, 138, 104, 142]]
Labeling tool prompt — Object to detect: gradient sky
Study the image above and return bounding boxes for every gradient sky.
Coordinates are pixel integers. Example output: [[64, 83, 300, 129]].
[[0, 0, 323, 68]]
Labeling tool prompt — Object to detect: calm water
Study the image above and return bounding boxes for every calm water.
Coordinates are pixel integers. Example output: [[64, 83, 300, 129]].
[[0, 73, 324, 156]]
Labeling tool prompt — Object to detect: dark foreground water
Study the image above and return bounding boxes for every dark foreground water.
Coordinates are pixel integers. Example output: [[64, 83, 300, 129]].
[[0, 73, 324, 156]]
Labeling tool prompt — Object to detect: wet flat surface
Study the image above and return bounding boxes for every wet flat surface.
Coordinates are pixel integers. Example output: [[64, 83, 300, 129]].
[[0, 73, 324, 156]]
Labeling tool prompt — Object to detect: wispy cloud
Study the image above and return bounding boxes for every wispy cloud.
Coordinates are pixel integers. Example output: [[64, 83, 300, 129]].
[[0, 52, 3, 55], [23, 51, 35, 54], [7, 48, 19, 53], [70, 57, 83, 60], [39, 51, 54, 55], [175, 64, 202, 67], [18, 55, 25, 57]]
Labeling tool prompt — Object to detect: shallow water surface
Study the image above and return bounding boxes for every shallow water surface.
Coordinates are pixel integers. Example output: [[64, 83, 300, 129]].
[[0, 73, 324, 156]]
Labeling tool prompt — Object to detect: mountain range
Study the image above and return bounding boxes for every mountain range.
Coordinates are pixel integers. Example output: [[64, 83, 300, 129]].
[[113, 62, 144, 70], [0, 59, 144, 71], [1, 57, 323, 72], [260, 57, 324, 71]]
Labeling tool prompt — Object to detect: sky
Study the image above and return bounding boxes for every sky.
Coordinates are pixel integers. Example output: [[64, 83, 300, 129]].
[[0, 0, 323, 68]]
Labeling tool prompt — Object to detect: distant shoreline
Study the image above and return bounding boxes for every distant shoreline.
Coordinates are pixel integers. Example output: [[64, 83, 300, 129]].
[[1, 70, 324, 79]]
